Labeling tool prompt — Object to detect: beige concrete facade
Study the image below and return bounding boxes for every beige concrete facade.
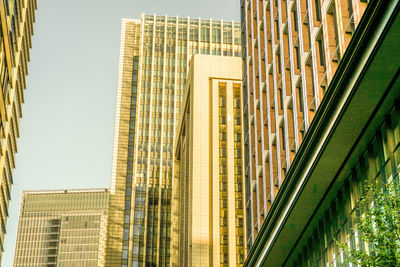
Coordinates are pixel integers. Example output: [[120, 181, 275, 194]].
[[172, 55, 245, 267], [0, 0, 36, 260], [13, 189, 110, 267]]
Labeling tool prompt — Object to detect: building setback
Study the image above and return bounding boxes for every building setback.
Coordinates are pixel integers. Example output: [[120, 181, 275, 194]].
[[240, 0, 368, 248], [172, 55, 245, 267], [0, 0, 36, 260], [243, 0, 400, 266], [106, 14, 241, 266], [13, 189, 110, 267]]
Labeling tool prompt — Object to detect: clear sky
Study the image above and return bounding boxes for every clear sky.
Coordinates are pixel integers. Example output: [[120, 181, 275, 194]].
[[2, 0, 239, 265]]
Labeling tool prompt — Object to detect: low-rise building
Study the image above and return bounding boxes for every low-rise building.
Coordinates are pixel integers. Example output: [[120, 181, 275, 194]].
[[13, 189, 109, 267]]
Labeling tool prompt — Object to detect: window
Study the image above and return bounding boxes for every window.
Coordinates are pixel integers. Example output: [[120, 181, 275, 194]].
[[201, 28, 210, 42], [314, 0, 322, 21], [123, 229, 129, 240], [212, 28, 221, 43], [316, 33, 325, 67]]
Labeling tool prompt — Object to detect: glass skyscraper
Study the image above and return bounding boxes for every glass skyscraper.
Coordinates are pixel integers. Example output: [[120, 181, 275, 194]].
[[106, 14, 241, 266]]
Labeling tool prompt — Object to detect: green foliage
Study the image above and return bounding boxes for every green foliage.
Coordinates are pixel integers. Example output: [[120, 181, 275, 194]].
[[339, 181, 400, 266]]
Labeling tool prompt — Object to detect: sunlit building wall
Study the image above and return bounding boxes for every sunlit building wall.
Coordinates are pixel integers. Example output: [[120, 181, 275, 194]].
[[241, 0, 400, 266], [106, 14, 241, 267], [13, 189, 110, 267], [172, 55, 245, 267], [240, 0, 368, 247], [0, 0, 37, 259]]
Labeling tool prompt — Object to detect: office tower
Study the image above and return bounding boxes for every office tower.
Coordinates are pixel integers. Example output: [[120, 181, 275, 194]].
[[13, 189, 110, 267], [106, 14, 241, 266], [240, 0, 369, 247], [242, 0, 400, 266], [0, 0, 36, 259], [172, 55, 245, 267]]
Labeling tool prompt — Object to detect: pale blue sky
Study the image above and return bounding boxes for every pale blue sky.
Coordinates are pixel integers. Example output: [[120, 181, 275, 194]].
[[2, 0, 239, 265]]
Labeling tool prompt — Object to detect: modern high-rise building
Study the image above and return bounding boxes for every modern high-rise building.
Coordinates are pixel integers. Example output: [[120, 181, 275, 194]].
[[13, 189, 110, 267], [240, 0, 368, 247], [106, 14, 241, 266], [0, 0, 37, 259], [242, 0, 400, 266], [171, 55, 245, 267]]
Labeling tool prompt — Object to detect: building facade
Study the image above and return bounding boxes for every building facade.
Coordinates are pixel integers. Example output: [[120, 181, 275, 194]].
[[243, 0, 400, 265], [240, 0, 369, 248], [13, 189, 110, 267], [172, 55, 245, 267], [106, 14, 241, 267], [0, 0, 36, 259]]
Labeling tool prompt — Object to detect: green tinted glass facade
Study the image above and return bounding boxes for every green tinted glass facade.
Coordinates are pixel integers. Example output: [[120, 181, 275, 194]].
[[292, 101, 400, 266]]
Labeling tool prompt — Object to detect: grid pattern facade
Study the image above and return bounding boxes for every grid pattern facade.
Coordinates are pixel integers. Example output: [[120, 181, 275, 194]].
[[13, 189, 110, 267], [292, 99, 400, 266], [219, 85, 229, 265], [106, 15, 241, 267], [172, 55, 245, 267], [0, 0, 36, 260], [241, 0, 368, 246], [217, 82, 246, 267]]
